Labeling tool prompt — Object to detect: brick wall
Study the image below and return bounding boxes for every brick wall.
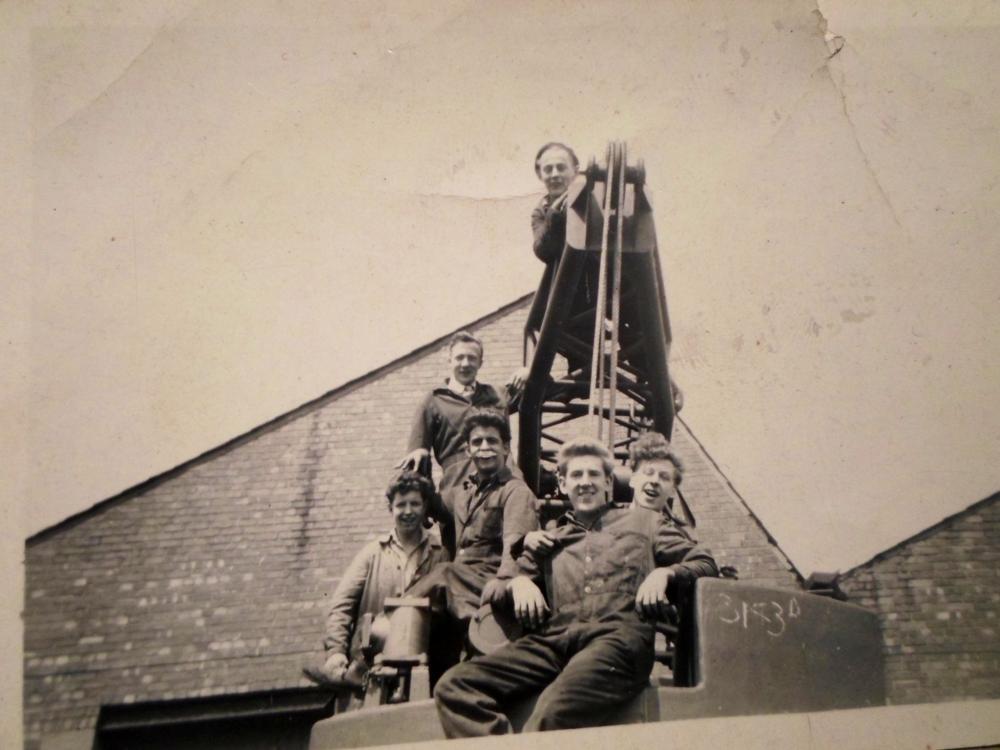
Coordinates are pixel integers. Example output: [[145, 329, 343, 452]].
[[669, 424, 799, 588], [23, 296, 799, 749], [839, 493, 1000, 705]]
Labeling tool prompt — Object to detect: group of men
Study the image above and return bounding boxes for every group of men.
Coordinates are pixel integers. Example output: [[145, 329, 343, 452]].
[[307, 143, 718, 736]]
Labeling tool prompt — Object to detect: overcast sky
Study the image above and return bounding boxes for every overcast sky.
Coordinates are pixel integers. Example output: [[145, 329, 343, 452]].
[[8, 0, 1000, 580]]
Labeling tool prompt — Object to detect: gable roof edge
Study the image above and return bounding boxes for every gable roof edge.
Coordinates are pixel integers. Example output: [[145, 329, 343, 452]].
[[27, 292, 535, 546], [840, 489, 1000, 580], [676, 416, 805, 585]]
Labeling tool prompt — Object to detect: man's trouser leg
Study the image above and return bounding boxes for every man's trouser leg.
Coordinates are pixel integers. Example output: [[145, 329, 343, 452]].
[[434, 632, 567, 737], [523, 624, 654, 732], [427, 612, 467, 690], [406, 564, 464, 689]]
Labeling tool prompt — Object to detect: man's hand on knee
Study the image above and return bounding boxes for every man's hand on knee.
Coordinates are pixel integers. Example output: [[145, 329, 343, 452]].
[[510, 576, 548, 630], [635, 568, 674, 620]]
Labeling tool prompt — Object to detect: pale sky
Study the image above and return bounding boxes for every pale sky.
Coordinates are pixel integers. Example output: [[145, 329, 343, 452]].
[[8, 0, 1000, 584]]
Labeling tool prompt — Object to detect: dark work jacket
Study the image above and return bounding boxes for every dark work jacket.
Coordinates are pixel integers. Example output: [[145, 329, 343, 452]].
[[410, 468, 539, 621], [531, 194, 566, 264], [407, 381, 509, 470], [528, 195, 566, 332], [516, 505, 717, 631], [630, 503, 694, 541], [454, 467, 539, 581]]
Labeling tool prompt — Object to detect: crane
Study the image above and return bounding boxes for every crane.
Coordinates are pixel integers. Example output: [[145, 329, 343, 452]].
[[307, 143, 886, 748], [518, 141, 691, 525]]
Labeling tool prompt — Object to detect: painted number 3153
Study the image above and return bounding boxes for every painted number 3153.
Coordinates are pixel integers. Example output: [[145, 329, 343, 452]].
[[716, 593, 801, 637]]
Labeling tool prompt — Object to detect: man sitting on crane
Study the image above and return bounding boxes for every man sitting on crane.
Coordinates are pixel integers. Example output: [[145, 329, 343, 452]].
[[434, 437, 717, 735], [531, 141, 580, 267], [509, 142, 584, 396], [407, 407, 539, 681]]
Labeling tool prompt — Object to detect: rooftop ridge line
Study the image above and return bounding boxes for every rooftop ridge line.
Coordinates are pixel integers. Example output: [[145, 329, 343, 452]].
[[676, 416, 805, 585], [27, 292, 535, 546], [840, 489, 1000, 579]]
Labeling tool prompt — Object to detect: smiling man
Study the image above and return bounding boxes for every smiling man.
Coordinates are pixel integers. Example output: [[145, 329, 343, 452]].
[[520, 143, 685, 412], [306, 471, 447, 693], [531, 142, 579, 266], [513, 141, 591, 392], [434, 438, 717, 735], [627, 431, 690, 530], [399, 331, 521, 554], [443, 408, 538, 617]]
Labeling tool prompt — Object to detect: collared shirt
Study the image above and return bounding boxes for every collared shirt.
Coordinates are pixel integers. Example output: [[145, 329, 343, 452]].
[[407, 380, 509, 470], [453, 467, 538, 579], [384, 530, 435, 590], [323, 528, 448, 658], [446, 378, 477, 399], [516, 505, 717, 630]]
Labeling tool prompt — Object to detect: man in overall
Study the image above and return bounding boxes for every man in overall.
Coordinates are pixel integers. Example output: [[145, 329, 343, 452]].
[[434, 438, 717, 734], [408, 407, 538, 681]]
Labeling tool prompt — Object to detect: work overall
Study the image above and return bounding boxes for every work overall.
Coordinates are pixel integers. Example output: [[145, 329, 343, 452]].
[[434, 506, 717, 735]]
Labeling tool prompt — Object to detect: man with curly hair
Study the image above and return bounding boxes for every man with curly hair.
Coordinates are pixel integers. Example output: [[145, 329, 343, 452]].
[[627, 431, 686, 520], [306, 471, 448, 688], [408, 407, 539, 677]]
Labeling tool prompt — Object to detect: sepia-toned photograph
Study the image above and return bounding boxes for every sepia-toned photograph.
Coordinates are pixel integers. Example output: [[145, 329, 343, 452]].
[[8, 1, 1000, 749]]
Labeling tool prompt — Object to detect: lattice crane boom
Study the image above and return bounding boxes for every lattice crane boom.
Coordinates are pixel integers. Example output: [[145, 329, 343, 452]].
[[518, 142, 677, 503]]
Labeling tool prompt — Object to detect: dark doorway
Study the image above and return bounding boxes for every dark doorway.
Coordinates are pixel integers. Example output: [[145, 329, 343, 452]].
[[97, 687, 337, 750]]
